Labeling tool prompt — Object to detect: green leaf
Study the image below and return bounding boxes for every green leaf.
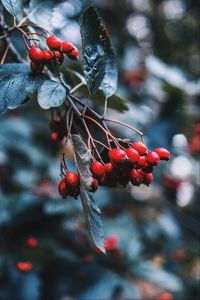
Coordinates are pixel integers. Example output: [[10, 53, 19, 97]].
[[1, 0, 23, 16], [78, 85, 129, 113], [71, 134, 93, 191], [0, 63, 47, 113], [80, 5, 117, 97], [37, 80, 66, 109], [80, 187, 105, 253]]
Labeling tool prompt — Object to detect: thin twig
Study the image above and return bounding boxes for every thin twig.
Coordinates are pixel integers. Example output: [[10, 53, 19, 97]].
[[103, 117, 144, 142], [0, 43, 9, 64], [69, 82, 84, 95]]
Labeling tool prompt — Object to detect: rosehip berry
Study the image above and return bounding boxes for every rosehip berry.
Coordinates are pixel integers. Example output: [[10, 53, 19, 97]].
[[51, 132, 60, 142], [46, 35, 61, 50], [104, 163, 116, 176], [29, 46, 44, 62], [146, 151, 160, 166], [61, 41, 74, 54], [42, 49, 54, 63], [65, 171, 80, 189], [137, 156, 146, 168], [132, 142, 147, 156], [90, 161, 105, 179], [30, 61, 44, 73], [104, 235, 119, 251], [125, 148, 140, 165], [54, 50, 64, 63], [58, 179, 68, 198], [16, 261, 33, 272], [67, 46, 79, 59], [90, 177, 98, 193], [156, 292, 173, 300], [109, 148, 127, 166], [154, 147, 170, 161], [27, 237, 38, 248], [141, 172, 153, 186], [142, 163, 154, 174], [130, 169, 141, 186]]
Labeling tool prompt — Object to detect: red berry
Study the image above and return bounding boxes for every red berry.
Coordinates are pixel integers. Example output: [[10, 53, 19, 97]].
[[67, 46, 79, 59], [65, 171, 80, 189], [51, 132, 61, 142], [125, 148, 140, 165], [58, 179, 68, 198], [146, 151, 160, 166], [142, 163, 154, 173], [132, 142, 147, 156], [156, 292, 173, 300], [27, 237, 38, 248], [104, 163, 116, 176], [137, 156, 146, 168], [90, 161, 105, 179], [90, 177, 98, 193], [30, 61, 44, 73], [54, 50, 64, 63], [141, 172, 153, 186], [16, 261, 33, 272], [61, 41, 74, 54], [46, 35, 61, 50], [130, 169, 141, 186], [42, 49, 54, 63], [29, 46, 43, 62], [154, 147, 170, 161], [109, 148, 127, 166], [104, 235, 119, 251]]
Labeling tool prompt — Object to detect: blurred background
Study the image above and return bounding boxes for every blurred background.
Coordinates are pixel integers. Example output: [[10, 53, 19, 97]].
[[0, 0, 199, 299]]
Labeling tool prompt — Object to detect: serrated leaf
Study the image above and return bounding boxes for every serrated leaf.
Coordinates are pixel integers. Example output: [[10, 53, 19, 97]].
[[37, 80, 66, 109], [80, 187, 105, 253], [0, 63, 47, 113], [78, 85, 129, 113], [80, 5, 117, 97], [71, 134, 93, 190], [1, 0, 23, 16]]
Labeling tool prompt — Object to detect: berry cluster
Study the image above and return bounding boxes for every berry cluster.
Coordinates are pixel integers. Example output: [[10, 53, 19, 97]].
[[29, 35, 79, 73], [58, 141, 170, 199], [90, 143, 170, 189]]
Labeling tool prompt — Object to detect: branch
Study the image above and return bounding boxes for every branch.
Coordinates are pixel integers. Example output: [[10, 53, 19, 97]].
[[0, 7, 26, 63]]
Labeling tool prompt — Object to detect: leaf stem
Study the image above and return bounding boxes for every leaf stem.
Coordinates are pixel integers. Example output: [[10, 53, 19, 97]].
[[69, 82, 84, 95], [102, 117, 144, 142], [0, 44, 9, 64]]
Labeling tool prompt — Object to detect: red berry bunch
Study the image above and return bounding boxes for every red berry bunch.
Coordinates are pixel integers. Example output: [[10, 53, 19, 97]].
[[29, 35, 79, 73], [58, 171, 80, 199], [89, 142, 170, 190], [57, 141, 170, 199]]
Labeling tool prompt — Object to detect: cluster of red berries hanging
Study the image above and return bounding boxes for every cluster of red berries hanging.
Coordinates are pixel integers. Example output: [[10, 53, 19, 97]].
[[29, 35, 79, 73], [58, 142, 170, 199]]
